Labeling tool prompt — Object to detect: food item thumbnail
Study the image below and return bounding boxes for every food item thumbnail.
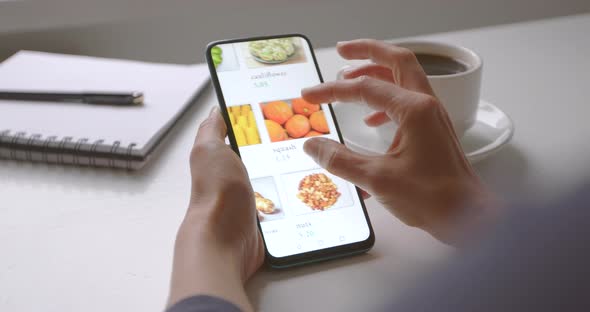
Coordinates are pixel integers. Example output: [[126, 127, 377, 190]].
[[255, 192, 275, 214], [249, 38, 295, 63], [262, 101, 293, 125], [285, 115, 310, 138], [304, 131, 323, 138], [291, 98, 320, 117], [211, 46, 223, 68], [297, 173, 341, 211], [309, 111, 329, 133], [229, 104, 261, 147], [265, 120, 288, 142], [260, 98, 328, 142]]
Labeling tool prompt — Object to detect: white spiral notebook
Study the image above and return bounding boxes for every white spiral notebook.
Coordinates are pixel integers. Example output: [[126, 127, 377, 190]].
[[0, 51, 209, 170]]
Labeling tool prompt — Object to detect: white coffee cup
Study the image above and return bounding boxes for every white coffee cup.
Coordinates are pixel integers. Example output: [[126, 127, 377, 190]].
[[337, 41, 482, 141]]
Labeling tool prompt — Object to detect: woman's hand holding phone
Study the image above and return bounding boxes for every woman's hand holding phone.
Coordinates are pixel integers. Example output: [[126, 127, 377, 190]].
[[168, 107, 264, 311], [302, 39, 495, 245]]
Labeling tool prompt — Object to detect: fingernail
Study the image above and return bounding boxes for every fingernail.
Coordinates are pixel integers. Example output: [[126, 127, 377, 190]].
[[209, 106, 219, 117], [301, 86, 313, 95], [336, 41, 348, 47], [341, 67, 354, 77], [303, 137, 331, 157], [362, 115, 373, 124], [303, 138, 320, 157]]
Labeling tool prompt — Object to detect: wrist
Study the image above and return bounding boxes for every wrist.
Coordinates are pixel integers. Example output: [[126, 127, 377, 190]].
[[429, 178, 498, 245], [176, 210, 244, 279], [169, 210, 252, 311]]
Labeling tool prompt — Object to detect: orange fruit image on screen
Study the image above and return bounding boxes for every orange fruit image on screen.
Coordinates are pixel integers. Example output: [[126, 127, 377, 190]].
[[265, 119, 288, 142], [291, 98, 320, 117], [285, 114, 311, 138], [309, 111, 329, 133], [304, 130, 323, 138], [262, 101, 293, 125]]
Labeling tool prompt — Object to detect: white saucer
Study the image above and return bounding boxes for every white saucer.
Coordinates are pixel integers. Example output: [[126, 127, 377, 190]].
[[333, 100, 514, 163]]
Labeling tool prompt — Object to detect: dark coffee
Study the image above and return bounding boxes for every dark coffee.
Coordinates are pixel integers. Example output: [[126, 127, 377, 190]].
[[415, 53, 469, 76]]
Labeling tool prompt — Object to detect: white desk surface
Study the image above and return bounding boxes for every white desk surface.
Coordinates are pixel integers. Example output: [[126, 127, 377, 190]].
[[1, 14, 589, 312]]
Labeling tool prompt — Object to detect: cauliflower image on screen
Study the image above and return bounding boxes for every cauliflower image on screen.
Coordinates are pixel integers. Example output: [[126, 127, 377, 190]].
[[248, 38, 296, 63]]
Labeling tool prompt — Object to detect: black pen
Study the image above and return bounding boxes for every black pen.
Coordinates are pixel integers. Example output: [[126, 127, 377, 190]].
[[0, 91, 144, 106]]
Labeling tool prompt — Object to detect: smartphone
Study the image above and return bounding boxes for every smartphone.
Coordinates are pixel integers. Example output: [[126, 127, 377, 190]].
[[206, 34, 374, 268]]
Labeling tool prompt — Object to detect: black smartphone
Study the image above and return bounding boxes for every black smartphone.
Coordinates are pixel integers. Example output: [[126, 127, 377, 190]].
[[206, 34, 374, 268]]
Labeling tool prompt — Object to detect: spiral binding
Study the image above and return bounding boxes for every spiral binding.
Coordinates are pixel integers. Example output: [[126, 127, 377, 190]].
[[73, 138, 89, 166], [0, 130, 9, 142], [57, 136, 73, 165], [0, 130, 10, 156], [0, 130, 138, 169], [10, 132, 27, 160], [90, 139, 105, 167], [26, 134, 42, 161], [109, 141, 121, 168], [42, 136, 58, 163], [126, 143, 137, 170]]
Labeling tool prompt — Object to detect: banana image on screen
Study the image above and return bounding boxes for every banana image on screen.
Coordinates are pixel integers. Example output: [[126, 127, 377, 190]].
[[228, 104, 261, 147]]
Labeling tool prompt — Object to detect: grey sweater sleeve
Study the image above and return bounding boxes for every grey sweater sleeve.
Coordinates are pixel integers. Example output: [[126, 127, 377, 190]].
[[383, 185, 590, 311], [166, 295, 242, 312]]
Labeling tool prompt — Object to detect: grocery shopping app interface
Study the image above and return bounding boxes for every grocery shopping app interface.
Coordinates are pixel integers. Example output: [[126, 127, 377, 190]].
[[212, 36, 370, 257]]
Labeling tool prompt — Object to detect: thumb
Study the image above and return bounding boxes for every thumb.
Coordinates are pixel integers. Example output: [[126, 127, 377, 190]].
[[303, 138, 372, 187], [195, 106, 227, 144]]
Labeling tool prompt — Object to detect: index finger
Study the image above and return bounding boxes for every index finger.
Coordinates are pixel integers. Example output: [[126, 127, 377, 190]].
[[194, 106, 227, 145], [337, 39, 433, 95], [302, 76, 420, 123]]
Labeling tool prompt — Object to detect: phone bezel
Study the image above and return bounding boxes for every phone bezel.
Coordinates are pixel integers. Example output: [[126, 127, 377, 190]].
[[205, 33, 375, 268]]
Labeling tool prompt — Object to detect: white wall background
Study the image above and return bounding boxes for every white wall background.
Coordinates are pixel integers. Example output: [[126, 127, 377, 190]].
[[0, 0, 589, 63]]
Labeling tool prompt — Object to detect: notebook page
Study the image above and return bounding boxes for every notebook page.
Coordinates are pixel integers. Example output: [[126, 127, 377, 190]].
[[0, 51, 209, 150]]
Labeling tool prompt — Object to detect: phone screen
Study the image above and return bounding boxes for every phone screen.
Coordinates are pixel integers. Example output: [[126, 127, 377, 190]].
[[209, 35, 371, 259]]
